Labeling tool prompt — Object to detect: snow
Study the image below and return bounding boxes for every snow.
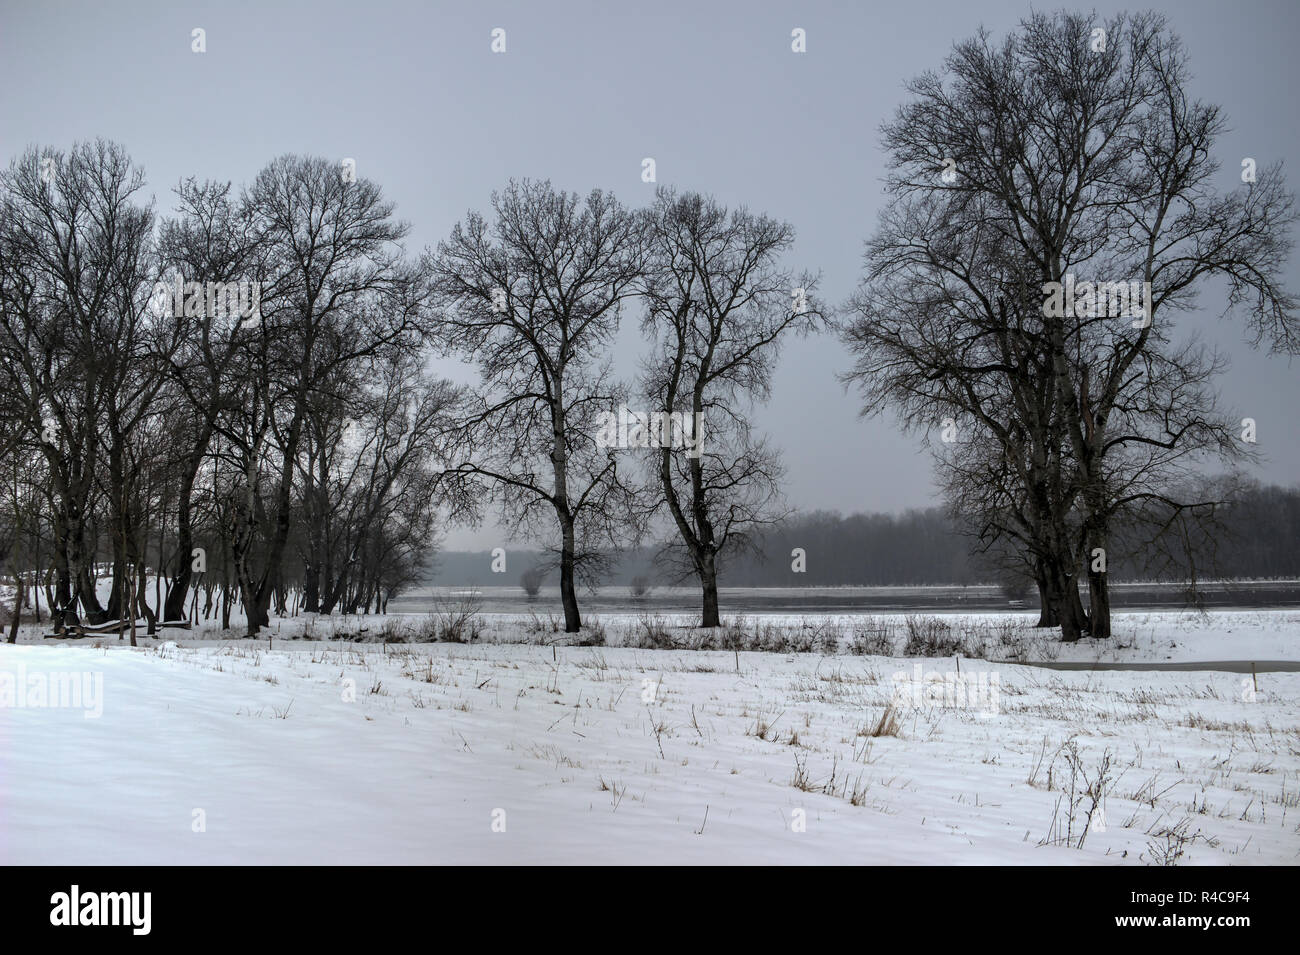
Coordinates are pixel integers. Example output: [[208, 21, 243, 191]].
[[3, 609, 1298, 864]]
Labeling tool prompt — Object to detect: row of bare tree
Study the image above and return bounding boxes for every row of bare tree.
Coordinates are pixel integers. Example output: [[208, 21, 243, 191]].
[[0, 148, 457, 641], [0, 147, 824, 637], [1, 14, 1296, 643], [425, 182, 825, 630]]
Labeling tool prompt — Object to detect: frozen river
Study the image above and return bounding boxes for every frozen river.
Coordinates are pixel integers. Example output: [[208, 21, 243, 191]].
[[389, 580, 1300, 616]]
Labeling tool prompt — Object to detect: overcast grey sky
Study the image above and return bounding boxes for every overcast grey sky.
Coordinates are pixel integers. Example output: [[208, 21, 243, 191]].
[[2, 0, 1297, 549]]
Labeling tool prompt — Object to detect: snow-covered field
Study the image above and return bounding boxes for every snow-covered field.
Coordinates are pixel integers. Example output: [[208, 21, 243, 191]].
[[2, 610, 1298, 864]]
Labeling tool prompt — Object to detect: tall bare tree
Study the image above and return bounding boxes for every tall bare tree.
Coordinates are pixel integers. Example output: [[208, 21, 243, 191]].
[[847, 11, 1297, 639], [639, 189, 823, 627], [156, 178, 263, 622], [226, 155, 431, 635], [428, 180, 645, 632], [0, 141, 168, 633]]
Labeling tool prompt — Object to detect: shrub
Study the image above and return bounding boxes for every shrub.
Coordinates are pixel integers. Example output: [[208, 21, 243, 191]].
[[628, 614, 676, 649], [572, 617, 606, 646], [428, 593, 484, 643], [901, 615, 968, 656], [850, 620, 896, 656], [520, 567, 544, 598]]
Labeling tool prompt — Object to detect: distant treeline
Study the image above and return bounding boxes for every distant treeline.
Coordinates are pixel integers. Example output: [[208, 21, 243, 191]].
[[430, 482, 1300, 588]]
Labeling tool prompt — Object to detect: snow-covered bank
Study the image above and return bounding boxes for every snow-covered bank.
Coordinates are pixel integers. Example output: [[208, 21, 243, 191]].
[[13, 608, 1298, 665], [3, 612, 1299, 865]]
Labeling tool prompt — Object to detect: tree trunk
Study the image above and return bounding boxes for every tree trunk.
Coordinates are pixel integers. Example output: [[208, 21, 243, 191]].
[[53, 540, 73, 633], [244, 583, 272, 635], [164, 469, 197, 621], [1060, 573, 1089, 641], [302, 564, 320, 613], [700, 551, 721, 628], [1034, 569, 1058, 627], [73, 547, 105, 624], [559, 517, 581, 633], [1043, 559, 1087, 642], [137, 562, 156, 636], [7, 577, 22, 643], [1087, 567, 1111, 638], [105, 553, 126, 620], [44, 574, 57, 628]]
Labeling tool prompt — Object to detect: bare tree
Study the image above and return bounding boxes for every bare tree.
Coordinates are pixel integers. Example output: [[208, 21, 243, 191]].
[[227, 155, 431, 635], [847, 11, 1297, 640], [156, 178, 263, 622], [296, 346, 460, 614], [0, 141, 167, 634], [639, 189, 824, 627], [428, 180, 644, 632], [845, 191, 1093, 636]]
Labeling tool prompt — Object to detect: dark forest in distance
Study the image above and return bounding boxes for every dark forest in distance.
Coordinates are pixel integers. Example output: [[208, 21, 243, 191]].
[[428, 481, 1300, 590]]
